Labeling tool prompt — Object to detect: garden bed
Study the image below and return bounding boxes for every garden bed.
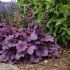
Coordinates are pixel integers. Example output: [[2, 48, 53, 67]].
[[15, 48, 70, 70], [0, 0, 70, 70], [0, 48, 70, 70]]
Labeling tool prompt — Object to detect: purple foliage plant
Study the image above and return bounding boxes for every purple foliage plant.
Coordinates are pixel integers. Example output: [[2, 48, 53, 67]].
[[0, 6, 60, 63], [0, 23, 60, 63]]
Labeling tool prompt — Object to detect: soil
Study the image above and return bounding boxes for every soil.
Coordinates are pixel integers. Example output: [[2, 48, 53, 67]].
[[15, 48, 70, 70]]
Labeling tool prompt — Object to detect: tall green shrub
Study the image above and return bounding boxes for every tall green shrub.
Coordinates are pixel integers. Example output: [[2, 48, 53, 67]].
[[17, 0, 70, 45]]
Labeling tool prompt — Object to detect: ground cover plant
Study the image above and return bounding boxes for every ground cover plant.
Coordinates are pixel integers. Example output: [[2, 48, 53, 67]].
[[0, 24, 59, 63], [0, 6, 60, 63], [0, 22, 60, 63]]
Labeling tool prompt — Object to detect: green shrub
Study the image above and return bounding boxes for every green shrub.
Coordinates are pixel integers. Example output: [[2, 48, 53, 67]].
[[17, 0, 70, 45]]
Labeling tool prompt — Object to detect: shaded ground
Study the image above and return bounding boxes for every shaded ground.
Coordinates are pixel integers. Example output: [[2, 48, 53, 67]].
[[15, 48, 70, 70]]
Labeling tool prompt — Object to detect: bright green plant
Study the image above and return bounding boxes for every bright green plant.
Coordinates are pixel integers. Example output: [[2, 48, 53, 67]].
[[17, 0, 70, 45], [45, 0, 70, 45]]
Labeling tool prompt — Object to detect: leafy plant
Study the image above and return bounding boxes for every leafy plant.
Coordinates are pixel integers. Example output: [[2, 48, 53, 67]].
[[17, 0, 70, 45], [0, 6, 60, 63], [0, 23, 60, 63], [45, 0, 70, 45]]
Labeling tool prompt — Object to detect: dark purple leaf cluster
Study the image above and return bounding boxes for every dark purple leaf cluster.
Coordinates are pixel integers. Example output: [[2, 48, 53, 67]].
[[0, 23, 60, 63]]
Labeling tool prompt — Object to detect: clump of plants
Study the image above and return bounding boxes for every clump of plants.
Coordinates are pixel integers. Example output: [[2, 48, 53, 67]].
[[0, 6, 60, 63], [0, 22, 60, 63], [0, 3, 60, 64]]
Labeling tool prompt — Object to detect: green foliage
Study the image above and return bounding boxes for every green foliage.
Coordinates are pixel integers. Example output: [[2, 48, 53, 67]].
[[17, 0, 70, 45], [45, 0, 70, 45]]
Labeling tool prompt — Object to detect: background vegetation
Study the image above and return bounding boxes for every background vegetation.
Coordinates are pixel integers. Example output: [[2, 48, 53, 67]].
[[17, 0, 70, 46]]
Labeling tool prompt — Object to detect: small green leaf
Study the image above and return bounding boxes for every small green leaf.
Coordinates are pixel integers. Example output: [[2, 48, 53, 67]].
[[55, 18, 66, 27], [66, 28, 70, 35]]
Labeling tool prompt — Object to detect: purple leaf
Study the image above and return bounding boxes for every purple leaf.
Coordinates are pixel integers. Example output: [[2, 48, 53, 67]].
[[15, 53, 21, 60], [0, 54, 9, 62], [49, 44, 60, 51], [36, 51, 42, 57], [52, 51, 60, 58], [42, 48, 48, 56], [11, 55, 15, 60], [30, 55, 42, 63], [29, 30, 38, 40], [42, 35, 54, 42], [16, 41, 28, 52], [27, 45, 36, 55]]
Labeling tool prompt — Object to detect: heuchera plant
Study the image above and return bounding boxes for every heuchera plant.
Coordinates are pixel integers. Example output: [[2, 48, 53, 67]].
[[0, 23, 60, 63]]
